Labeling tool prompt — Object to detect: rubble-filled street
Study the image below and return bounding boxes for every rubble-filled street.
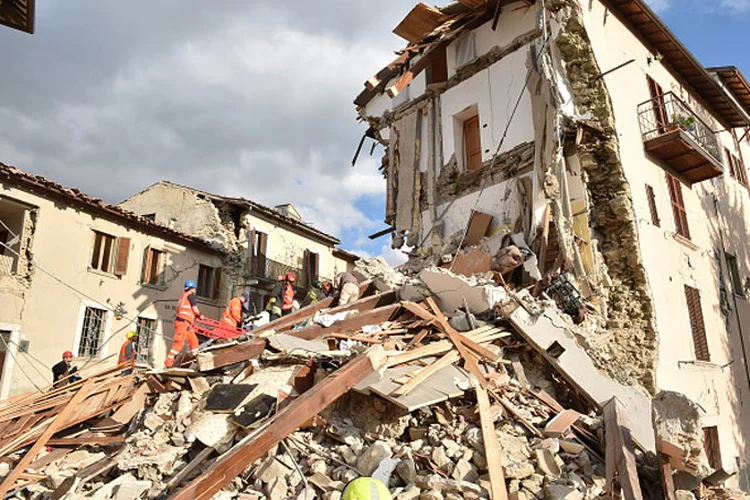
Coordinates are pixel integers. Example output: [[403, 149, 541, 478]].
[[0, 259, 744, 499]]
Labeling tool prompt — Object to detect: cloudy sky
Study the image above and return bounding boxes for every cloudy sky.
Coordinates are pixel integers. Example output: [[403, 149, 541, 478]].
[[0, 1, 747, 265]]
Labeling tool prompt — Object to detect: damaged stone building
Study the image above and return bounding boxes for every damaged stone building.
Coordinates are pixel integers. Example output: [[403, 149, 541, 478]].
[[0, 164, 225, 397], [120, 181, 359, 314], [356, 0, 750, 489]]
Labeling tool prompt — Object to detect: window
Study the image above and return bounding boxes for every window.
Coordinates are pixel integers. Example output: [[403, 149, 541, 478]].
[[91, 231, 115, 272], [463, 115, 482, 171], [725, 253, 744, 296], [725, 149, 748, 187], [78, 306, 106, 357], [0, 196, 30, 276], [141, 247, 166, 285], [250, 230, 268, 276], [142, 213, 156, 222], [684, 285, 710, 362], [197, 264, 221, 300], [703, 426, 722, 470], [135, 317, 155, 365], [645, 184, 660, 227], [304, 250, 319, 287], [426, 45, 448, 85], [666, 174, 690, 239], [455, 33, 476, 67]]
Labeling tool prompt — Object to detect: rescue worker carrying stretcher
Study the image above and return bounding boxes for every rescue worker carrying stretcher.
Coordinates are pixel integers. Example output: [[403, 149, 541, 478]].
[[118, 331, 138, 375], [165, 280, 202, 368], [221, 292, 249, 328]]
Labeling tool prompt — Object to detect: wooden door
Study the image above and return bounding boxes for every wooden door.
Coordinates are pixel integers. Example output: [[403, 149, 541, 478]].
[[463, 115, 482, 171], [647, 76, 667, 134]]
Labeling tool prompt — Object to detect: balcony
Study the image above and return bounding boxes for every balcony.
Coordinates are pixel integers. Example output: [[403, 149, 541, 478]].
[[248, 257, 331, 292], [637, 92, 723, 184]]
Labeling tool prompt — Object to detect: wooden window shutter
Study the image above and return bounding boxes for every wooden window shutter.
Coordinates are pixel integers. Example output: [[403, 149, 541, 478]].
[[114, 238, 130, 276], [426, 45, 448, 85], [213, 267, 222, 300], [249, 229, 256, 258], [666, 174, 690, 239], [703, 427, 722, 470], [645, 185, 660, 227], [141, 246, 152, 283], [303, 249, 310, 284], [684, 285, 710, 362], [725, 148, 736, 179], [463, 115, 482, 171], [259, 233, 268, 257], [312, 252, 319, 281]]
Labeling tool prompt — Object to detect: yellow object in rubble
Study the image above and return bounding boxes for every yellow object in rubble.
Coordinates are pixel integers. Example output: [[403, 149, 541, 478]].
[[342, 477, 392, 500]]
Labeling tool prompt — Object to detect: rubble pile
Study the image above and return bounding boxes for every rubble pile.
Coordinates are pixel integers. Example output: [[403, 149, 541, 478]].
[[0, 271, 745, 499]]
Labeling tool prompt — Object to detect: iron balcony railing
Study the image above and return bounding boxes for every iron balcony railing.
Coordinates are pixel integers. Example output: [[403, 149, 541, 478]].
[[637, 91, 721, 164], [248, 256, 331, 291]]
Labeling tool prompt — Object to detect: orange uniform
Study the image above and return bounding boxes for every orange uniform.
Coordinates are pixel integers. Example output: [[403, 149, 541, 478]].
[[119, 339, 136, 373], [165, 290, 200, 368], [221, 296, 244, 327]]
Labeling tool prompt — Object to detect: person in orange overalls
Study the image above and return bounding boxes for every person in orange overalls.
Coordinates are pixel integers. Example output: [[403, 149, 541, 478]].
[[221, 292, 248, 328], [165, 280, 202, 368], [281, 272, 296, 316], [119, 331, 138, 375]]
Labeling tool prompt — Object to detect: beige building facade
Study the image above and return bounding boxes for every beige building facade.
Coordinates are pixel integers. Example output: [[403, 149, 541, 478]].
[[120, 181, 358, 314], [357, 0, 750, 488], [0, 164, 224, 397]]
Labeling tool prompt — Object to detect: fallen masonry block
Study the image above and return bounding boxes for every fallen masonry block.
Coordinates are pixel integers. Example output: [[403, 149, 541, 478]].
[[171, 346, 387, 500], [508, 290, 655, 452], [419, 267, 506, 314]]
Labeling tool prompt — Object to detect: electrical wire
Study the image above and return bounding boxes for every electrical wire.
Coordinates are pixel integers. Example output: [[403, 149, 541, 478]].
[[448, 31, 551, 271], [0, 332, 41, 392]]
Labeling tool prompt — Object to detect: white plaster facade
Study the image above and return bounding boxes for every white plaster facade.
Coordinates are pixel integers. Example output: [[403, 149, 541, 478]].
[[0, 169, 223, 397]]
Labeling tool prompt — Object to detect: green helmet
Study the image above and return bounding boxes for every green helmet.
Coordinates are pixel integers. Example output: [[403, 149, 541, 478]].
[[342, 478, 392, 500]]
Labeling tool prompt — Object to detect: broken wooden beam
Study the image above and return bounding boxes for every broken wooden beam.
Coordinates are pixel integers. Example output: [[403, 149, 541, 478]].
[[603, 398, 644, 500], [46, 435, 125, 446], [0, 379, 97, 496], [196, 339, 266, 372], [476, 382, 509, 500], [171, 346, 387, 500]]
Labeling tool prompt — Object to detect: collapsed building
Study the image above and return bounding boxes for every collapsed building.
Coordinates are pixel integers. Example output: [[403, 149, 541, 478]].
[[354, 0, 750, 492], [120, 181, 359, 314]]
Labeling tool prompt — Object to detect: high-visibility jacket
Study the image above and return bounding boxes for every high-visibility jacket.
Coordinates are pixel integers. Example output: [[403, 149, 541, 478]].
[[119, 339, 136, 370], [177, 291, 197, 323], [221, 297, 243, 327], [282, 282, 295, 311]]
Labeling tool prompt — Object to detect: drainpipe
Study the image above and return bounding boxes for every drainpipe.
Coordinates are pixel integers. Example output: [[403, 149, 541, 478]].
[[712, 192, 750, 391]]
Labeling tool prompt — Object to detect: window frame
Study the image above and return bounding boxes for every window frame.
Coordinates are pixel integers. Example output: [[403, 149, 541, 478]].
[[141, 246, 166, 286], [725, 253, 744, 297], [197, 264, 221, 300], [135, 317, 156, 365], [90, 231, 117, 274], [666, 174, 690, 240], [702, 426, 722, 470], [78, 306, 107, 358], [645, 184, 660, 227]]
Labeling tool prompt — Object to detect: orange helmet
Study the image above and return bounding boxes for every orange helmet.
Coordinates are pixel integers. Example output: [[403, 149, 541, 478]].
[[285, 272, 296, 283], [63, 351, 73, 359]]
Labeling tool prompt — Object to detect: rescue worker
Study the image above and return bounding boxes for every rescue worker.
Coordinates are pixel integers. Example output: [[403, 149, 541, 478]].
[[267, 272, 297, 320], [118, 331, 138, 375], [341, 477, 392, 500], [165, 280, 202, 368], [52, 351, 80, 387], [302, 280, 323, 307], [336, 271, 360, 306], [221, 292, 249, 328]]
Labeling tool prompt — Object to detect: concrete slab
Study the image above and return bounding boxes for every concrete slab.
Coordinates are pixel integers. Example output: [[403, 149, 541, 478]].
[[419, 267, 507, 314], [508, 291, 655, 452]]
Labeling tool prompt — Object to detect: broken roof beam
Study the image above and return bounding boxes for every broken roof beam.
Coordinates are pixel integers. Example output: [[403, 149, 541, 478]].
[[393, 3, 450, 43], [603, 398, 644, 500], [458, 0, 487, 8], [171, 347, 387, 500], [196, 339, 267, 372], [387, 39, 450, 98]]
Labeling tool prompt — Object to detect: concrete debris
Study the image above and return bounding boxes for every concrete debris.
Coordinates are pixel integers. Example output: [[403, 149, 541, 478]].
[[0, 265, 740, 500]]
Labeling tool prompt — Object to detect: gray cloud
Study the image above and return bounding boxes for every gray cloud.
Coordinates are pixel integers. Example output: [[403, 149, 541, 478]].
[[0, 0, 413, 240]]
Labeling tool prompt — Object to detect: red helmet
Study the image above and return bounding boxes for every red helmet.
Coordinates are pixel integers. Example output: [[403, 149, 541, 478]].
[[285, 272, 296, 283], [62, 350, 73, 359]]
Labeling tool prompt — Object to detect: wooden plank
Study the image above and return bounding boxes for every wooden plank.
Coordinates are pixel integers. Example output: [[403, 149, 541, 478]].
[[27, 447, 72, 472], [111, 383, 149, 425], [46, 435, 125, 446], [544, 409, 581, 438], [465, 211, 493, 247], [393, 3, 449, 43], [511, 361, 529, 388], [0, 379, 97, 496], [289, 304, 401, 341], [476, 383, 508, 500], [603, 398, 643, 500], [392, 351, 458, 397], [171, 346, 386, 500], [659, 454, 676, 500], [196, 339, 267, 372]]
